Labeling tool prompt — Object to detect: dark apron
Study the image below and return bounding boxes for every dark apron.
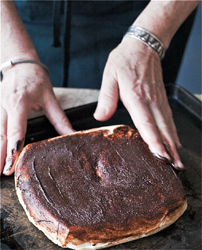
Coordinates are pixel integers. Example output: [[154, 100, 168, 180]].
[[14, 0, 196, 89]]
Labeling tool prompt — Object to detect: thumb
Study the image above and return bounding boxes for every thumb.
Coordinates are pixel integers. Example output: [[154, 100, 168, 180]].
[[94, 74, 119, 121]]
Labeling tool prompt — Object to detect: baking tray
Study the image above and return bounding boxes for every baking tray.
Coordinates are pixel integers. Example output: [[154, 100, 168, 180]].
[[1, 84, 201, 250]]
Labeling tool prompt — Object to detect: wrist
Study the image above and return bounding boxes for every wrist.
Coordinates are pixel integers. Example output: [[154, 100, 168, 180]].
[[124, 26, 166, 60], [132, 1, 177, 50], [121, 35, 162, 67], [1, 59, 49, 81], [132, 23, 170, 52], [132, 1, 200, 51], [1, 50, 40, 64]]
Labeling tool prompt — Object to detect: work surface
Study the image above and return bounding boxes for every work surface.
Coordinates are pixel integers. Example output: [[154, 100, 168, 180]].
[[1, 85, 201, 250]]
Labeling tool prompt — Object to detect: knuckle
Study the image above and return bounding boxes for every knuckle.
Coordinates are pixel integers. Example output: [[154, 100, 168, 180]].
[[53, 115, 68, 129], [8, 91, 26, 107], [147, 82, 165, 105], [2, 86, 28, 110], [123, 84, 145, 105], [7, 128, 22, 139], [0, 133, 7, 143], [60, 114, 69, 124], [100, 91, 117, 104]]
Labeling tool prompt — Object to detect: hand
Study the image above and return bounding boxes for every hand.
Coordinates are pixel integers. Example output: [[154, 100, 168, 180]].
[[0, 64, 74, 175], [94, 36, 183, 170]]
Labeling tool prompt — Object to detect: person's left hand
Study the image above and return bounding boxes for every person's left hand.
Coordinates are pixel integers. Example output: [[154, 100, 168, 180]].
[[94, 36, 183, 170], [0, 63, 74, 176]]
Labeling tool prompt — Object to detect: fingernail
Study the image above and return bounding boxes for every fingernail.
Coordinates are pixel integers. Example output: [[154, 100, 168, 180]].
[[173, 160, 185, 172], [149, 147, 171, 162], [162, 151, 171, 161], [94, 106, 108, 119], [15, 138, 24, 151], [3, 159, 14, 174], [3, 139, 24, 175], [3, 149, 15, 174], [15, 140, 20, 150]]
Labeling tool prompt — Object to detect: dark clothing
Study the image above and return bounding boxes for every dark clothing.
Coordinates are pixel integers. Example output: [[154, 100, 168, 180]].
[[14, 1, 196, 88]]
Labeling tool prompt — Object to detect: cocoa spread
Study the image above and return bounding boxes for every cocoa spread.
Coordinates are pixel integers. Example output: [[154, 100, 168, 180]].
[[16, 125, 186, 243]]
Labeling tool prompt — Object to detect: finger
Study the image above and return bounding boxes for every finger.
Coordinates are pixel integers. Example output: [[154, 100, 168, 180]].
[[153, 104, 181, 149], [163, 101, 181, 149], [0, 108, 7, 175], [123, 96, 171, 161], [151, 103, 184, 169], [3, 108, 27, 175], [43, 92, 74, 135], [94, 71, 119, 121]]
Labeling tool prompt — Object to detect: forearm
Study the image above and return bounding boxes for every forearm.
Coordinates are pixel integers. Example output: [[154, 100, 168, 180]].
[[133, 0, 200, 50], [1, 0, 39, 63]]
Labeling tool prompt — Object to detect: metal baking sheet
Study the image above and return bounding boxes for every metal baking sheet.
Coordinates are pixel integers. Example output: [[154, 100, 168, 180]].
[[1, 84, 201, 250]]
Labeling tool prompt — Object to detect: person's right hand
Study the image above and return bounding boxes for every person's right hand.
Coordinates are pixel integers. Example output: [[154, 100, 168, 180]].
[[94, 36, 183, 170], [0, 63, 74, 176]]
